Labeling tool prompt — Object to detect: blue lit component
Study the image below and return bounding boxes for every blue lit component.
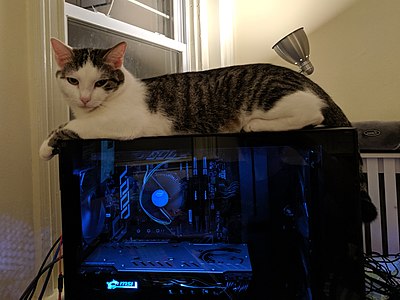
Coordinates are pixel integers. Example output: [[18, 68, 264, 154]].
[[119, 166, 130, 219], [151, 189, 168, 207], [203, 157, 207, 175], [193, 157, 197, 175], [188, 209, 193, 224], [106, 279, 138, 290]]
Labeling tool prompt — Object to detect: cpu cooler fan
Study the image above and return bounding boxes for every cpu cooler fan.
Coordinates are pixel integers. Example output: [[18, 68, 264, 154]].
[[139, 162, 184, 225]]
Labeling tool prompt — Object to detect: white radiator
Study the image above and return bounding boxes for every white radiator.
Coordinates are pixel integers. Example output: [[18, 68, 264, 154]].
[[362, 153, 400, 255]]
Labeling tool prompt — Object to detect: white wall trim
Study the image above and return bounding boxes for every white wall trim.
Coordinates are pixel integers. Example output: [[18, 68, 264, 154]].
[[27, 0, 68, 296], [193, 0, 235, 70], [199, 0, 210, 70], [189, 0, 202, 70], [219, 0, 234, 66]]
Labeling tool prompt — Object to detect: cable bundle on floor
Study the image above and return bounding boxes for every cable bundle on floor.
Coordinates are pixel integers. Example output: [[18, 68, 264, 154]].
[[365, 252, 400, 299]]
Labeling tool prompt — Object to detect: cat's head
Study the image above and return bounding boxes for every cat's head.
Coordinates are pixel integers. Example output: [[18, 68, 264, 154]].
[[50, 38, 127, 116]]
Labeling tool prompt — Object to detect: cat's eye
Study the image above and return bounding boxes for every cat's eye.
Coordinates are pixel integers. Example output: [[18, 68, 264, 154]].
[[66, 77, 79, 85], [95, 79, 108, 87]]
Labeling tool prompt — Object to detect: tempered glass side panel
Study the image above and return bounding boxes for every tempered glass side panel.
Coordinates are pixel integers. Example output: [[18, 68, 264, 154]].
[[72, 139, 316, 246], [58, 129, 364, 299]]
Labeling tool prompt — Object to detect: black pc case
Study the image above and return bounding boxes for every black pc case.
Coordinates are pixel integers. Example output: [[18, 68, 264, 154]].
[[57, 128, 365, 299]]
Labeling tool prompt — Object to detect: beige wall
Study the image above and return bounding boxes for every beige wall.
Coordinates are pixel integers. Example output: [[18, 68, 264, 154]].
[[307, 0, 400, 122], [0, 0, 398, 298], [233, 0, 400, 122], [0, 0, 36, 298]]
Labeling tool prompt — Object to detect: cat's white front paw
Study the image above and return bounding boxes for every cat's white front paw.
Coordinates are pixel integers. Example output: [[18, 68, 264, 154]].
[[39, 139, 55, 161]]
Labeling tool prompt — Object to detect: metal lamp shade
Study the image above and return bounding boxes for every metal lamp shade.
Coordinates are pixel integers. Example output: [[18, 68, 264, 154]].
[[272, 27, 314, 75]]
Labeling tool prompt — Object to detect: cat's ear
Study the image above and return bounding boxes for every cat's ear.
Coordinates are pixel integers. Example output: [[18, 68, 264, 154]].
[[50, 38, 73, 68], [103, 42, 127, 69]]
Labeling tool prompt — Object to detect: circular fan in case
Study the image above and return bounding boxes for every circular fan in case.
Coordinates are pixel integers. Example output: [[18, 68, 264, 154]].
[[139, 171, 184, 225]]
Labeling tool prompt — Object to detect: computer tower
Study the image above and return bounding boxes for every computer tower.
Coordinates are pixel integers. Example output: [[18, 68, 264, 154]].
[[58, 128, 365, 299]]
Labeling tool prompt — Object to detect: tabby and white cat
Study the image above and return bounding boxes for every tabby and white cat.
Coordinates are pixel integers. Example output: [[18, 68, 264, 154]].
[[39, 38, 377, 222]]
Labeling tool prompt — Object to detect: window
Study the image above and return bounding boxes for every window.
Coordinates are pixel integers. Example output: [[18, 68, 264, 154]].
[[65, 0, 188, 77], [66, 0, 176, 38]]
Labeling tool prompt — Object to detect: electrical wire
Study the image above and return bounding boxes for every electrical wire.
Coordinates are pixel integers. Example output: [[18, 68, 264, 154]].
[[19, 256, 63, 300], [58, 236, 63, 300], [364, 252, 400, 299], [22, 236, 61, 300], [19, 236, 63, 300], [37, 239, 62, 299]]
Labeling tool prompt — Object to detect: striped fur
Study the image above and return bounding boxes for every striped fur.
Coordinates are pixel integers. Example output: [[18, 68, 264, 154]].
[[142, 64, 351, 133], [39, 39, 377, 222]]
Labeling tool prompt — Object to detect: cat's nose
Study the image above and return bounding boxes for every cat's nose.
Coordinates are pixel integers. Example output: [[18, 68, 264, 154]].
[[80, 96, 91, 105]]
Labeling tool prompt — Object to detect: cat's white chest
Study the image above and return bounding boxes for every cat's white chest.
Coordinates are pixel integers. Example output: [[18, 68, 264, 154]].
[[68, 102, 174, 139]]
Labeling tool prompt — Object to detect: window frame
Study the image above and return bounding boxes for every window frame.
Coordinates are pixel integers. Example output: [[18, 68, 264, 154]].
[[64, 2, 189, 72]]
